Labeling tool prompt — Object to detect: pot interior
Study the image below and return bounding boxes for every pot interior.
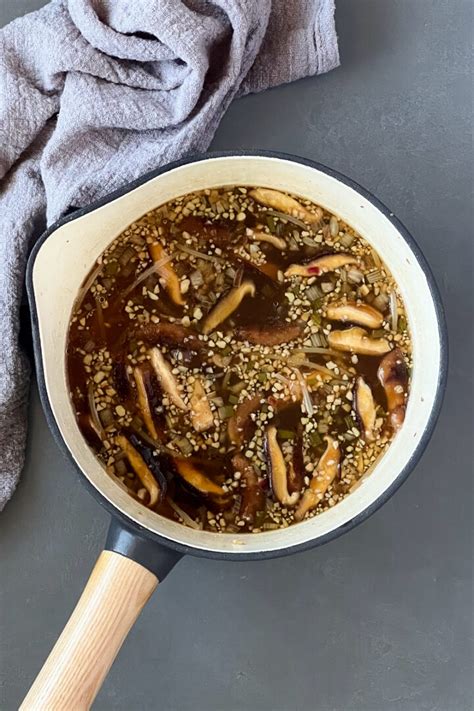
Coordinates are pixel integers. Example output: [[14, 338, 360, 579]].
[[30, 154, 443, 556]]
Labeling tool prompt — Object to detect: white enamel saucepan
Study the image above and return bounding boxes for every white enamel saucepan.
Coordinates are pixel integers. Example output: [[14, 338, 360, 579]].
[[22, 152, 447, 709]]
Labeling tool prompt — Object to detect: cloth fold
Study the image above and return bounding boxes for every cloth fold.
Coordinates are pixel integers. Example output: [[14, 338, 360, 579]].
[[0, 0, 339, 509]]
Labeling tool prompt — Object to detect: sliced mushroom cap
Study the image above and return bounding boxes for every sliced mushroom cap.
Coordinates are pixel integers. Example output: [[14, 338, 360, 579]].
[[265, 425, 299, 506], [79, 413, 104, 449], [128, 432, 169, 495], [326, 301, 384, 328], [173, 457, 231, 507], [149, 347, 186, 410], [149, 242, 184, 306], [236, 321, 304, 346], [285, 252, 358, 278], [249, 188, 322, 226], [240, 257, 280, 282], [250, 230, 287, 251], [133, 363, 164, 441], [111, 358, 131, 401], [202, 280, 255, 335], [227, 394, 261, 446], [190, 378, 214, 433], [137, 322, 206, 354], [116, 434, 161, 507], [232, 453, 266, 526], [354, 376, 377, 441], [377, 348, 409, 432], [294, 436, 340, 521], [328, 327, 391, 355]]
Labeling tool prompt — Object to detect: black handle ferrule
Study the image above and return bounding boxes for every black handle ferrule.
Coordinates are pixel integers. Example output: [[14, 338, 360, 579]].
[[105, 518, 183, 581]]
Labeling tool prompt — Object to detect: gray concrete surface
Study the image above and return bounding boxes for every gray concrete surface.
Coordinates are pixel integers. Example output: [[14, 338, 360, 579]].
[[1, 1, 472, 709]]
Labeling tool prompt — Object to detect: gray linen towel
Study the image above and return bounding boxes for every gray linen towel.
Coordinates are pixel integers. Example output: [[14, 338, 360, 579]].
[[0, 0, 339, 509]]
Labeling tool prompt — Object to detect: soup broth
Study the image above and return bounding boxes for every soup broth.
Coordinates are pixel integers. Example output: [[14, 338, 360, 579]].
[[67, 186, 411, 533]]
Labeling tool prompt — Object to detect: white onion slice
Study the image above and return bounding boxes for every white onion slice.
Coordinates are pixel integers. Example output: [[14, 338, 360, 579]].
[[166, 497, 202, 530]]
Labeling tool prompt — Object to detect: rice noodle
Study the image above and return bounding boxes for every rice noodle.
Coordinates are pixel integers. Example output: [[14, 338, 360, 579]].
[[123, 254, 173, 297], [294, 368, 314, 416], [274, 372, 291, 385], [177, 244, 220, 262], [301, 347, 339, 356], [167, 497, 202, 530], [94, 297, 106, 341], [390, 290, 398, 331], [87, 381, 105, 440], [311, 332, 328, 348], [269, 352, 305, 366], [298, 360, 334, 377], [233, 265, 244, 287], [264, 209, 308, 230], [371, 248, 382, 268], [76, 261, 103, 306]]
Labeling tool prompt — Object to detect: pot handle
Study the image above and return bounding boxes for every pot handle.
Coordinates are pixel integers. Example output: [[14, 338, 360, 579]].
[[20, 519, 183, 711]]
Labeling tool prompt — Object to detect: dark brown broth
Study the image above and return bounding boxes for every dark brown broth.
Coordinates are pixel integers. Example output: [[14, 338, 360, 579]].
[[67, 186, 411, 533]]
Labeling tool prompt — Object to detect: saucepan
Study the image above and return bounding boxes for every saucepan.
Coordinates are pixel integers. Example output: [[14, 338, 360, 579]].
[[22, 152, 447, 709]]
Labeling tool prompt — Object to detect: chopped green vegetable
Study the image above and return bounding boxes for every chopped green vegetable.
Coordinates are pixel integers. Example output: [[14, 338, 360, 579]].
[[398, 315, 407, 332], [257, 372, 268, 383], [104, 261, 119, 276], [344, 415, 355, 430], [130, 415, 143, 430], [321, 281, 335, 294], [312, 313, 322, 326], [339, 232, 355, 248], [218, 405, 234, 419], [266, 215, 276, 231], [310, 431, 322, 447], [175, 437, 193, 455], [371, 328, 387, 338], [275, 221, 285, 236], [228, 394, 239, 405], [118, 246, 136, 267], [99, 408, 114, 428], [228, 381, 246, 394], [277, 429, 295, 440], [366, 268, 383, 284], [306, 285, 322, 301]]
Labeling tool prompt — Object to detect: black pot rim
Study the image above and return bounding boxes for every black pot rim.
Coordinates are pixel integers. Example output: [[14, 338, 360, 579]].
[[26, 150, 448, 561]]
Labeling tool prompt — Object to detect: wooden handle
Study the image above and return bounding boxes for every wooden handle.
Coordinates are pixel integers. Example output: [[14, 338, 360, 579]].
[[20, 550, 158, 711]]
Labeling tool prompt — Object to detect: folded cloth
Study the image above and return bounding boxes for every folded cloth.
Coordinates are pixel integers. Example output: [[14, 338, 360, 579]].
[[0, 0, 339, 510]]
